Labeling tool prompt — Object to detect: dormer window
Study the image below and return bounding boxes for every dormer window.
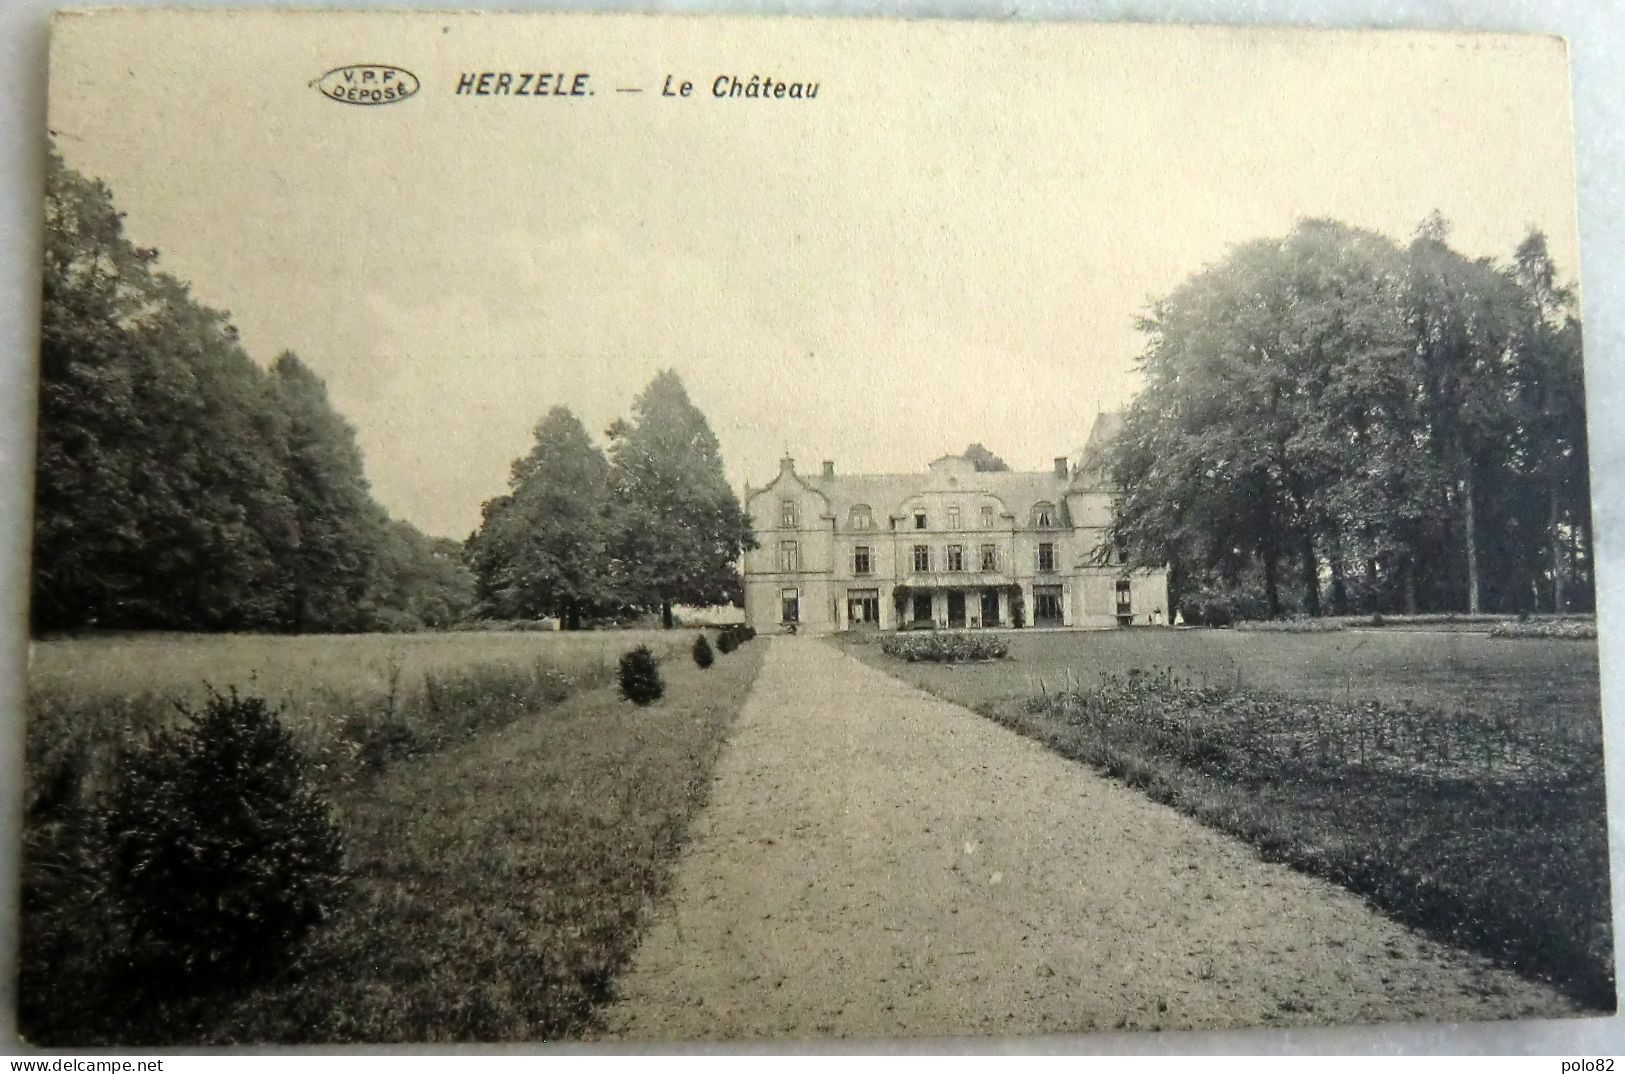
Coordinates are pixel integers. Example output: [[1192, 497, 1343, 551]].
[[1033, 502, 1057, 528], [781, 500, 798, 528], [980, 504, 995, 528], [947, 505, 960, 530], [914, 511, 928, 530], [848, 504, 874, 531]]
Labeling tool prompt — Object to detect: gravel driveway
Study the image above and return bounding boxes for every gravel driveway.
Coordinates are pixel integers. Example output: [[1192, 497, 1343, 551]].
[[603, 637, 1577, 1041]]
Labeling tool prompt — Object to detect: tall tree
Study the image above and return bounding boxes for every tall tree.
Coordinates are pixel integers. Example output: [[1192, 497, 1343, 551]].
[[35, 147, 164, 628], [35, 145, 481, 634], [1404, 214, 1522, 614], [34, 148, 296, 630], [1110, 221, 1414, 617], [1508, 230, 1591, 611], [268, 353, 382, 632], [1111, 216, 1584, 620], [468, 406, 613, 627], [607, 371, 755, 628]]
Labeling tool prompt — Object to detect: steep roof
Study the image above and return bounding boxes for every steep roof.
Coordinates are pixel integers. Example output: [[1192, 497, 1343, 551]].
[[1072, 411, 1125, 484], [752, 453, 1085, 526]]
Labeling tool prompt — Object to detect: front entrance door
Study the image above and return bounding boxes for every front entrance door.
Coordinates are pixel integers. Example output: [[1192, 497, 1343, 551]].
[[981, 589, 1000, 627], [946, 591, 966, 628], [910, 593, 932, 625], [847, 588, 880, 628], [1034, 584, 1064, 627]]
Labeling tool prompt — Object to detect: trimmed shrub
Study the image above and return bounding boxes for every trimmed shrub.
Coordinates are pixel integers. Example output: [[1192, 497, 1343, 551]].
[[692, 632, 714, 668], [716, 628, 738, 655], [103, 689, 347, 981], [618, 645, 665, 706]]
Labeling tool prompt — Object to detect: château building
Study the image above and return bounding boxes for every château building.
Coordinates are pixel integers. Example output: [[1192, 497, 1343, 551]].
[[741, 414, 1170, 633]]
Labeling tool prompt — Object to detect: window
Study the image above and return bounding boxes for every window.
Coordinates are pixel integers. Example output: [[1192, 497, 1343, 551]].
[[979, 544, 998, 572], [1037, 542, 1056, 572], [781, 500, 798, 528], [1115, 536, 1128, 565], [980, 504, 995, 528], [947, 505, 961, 530], [1034, 502, 1057, 528], [847, 589, 880, 626], [779, 540, 800, 572], [946, 545, 964, 572], [781, 587, 800, 623], [853, 545, 872, 575], [1035, 584, 1063, 625], [913, 545, 931, 572], [914, 511, 928, 530], [848, 504, 874, 530], [1116, 578, 1133, 614]]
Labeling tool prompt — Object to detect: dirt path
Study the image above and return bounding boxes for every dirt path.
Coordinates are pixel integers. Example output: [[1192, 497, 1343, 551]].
[[603, 638, 1576, 1041]]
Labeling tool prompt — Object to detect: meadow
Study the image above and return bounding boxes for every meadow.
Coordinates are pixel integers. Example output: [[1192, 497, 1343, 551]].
[[842, 627, 1613, 1009], [22, 628, 764, 1044], [27, 630, 702, 810]]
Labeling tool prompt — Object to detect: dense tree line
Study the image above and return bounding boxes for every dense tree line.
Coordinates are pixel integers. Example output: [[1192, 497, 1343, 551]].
[[467, 371, 755, 628], [1108, 217, 1591, 620], [33, 148, 474, 633]]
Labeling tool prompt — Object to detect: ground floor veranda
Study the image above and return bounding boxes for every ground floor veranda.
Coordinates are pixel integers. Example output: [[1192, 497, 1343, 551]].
[[747, 572, 1169, 634]]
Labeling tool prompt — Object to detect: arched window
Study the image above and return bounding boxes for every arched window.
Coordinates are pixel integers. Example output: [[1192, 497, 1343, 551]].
[[1033, 501, 1058, 528], [848, 504, 874, 530]]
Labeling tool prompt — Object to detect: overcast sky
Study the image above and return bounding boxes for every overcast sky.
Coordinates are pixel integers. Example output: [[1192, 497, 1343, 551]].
[[47, 12, 1581, 538]]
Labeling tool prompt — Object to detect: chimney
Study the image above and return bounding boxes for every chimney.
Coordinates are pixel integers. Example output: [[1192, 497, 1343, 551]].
[[822, 460, 835, 480], [1054, 456, 1069, 478]]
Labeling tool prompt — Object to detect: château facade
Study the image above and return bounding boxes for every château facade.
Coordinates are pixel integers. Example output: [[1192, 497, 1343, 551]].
[[741, 415, 1170, 633]]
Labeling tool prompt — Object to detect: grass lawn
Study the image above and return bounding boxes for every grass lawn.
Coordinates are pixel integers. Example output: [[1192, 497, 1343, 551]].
[[21, 630, 765, 1045], [841, 627, 1612, 1009], [851, 627, 1600, 726]]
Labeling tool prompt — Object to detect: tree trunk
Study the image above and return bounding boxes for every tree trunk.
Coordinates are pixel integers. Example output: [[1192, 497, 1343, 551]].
[[1550, 484, 1565, 614], [661, 600, 674, 629], [1300, 531, 1322, 617], [1329, 542, 1349, 615], [1262, 545, 1281, 618], [566, 599, 581, 631], [1364, 555, 1379, 615], [1463, 471, 1481, 614], [1574, 520, 1590, 611], [1403, 556, 1419, 615]]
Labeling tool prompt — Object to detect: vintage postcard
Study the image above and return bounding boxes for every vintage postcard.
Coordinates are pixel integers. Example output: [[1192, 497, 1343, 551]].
[[23, 10, 1610, 1045]]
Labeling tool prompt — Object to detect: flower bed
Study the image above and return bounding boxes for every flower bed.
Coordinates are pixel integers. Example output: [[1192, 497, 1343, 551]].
[[880, 632, 1009, 663], [1233, 617, 1347, 633], [1489, 619, 1597, 640]]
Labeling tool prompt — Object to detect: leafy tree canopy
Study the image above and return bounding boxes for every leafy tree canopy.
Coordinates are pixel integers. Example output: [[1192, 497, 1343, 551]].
[[962, 443, 1010, 471]]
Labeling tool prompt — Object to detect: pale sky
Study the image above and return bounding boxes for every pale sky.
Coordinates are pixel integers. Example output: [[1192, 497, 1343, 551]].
[[47, 12, 1581, 538]]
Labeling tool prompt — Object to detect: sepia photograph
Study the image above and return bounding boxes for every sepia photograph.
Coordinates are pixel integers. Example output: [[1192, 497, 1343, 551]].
[[16, 10, 1613, 1046]]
